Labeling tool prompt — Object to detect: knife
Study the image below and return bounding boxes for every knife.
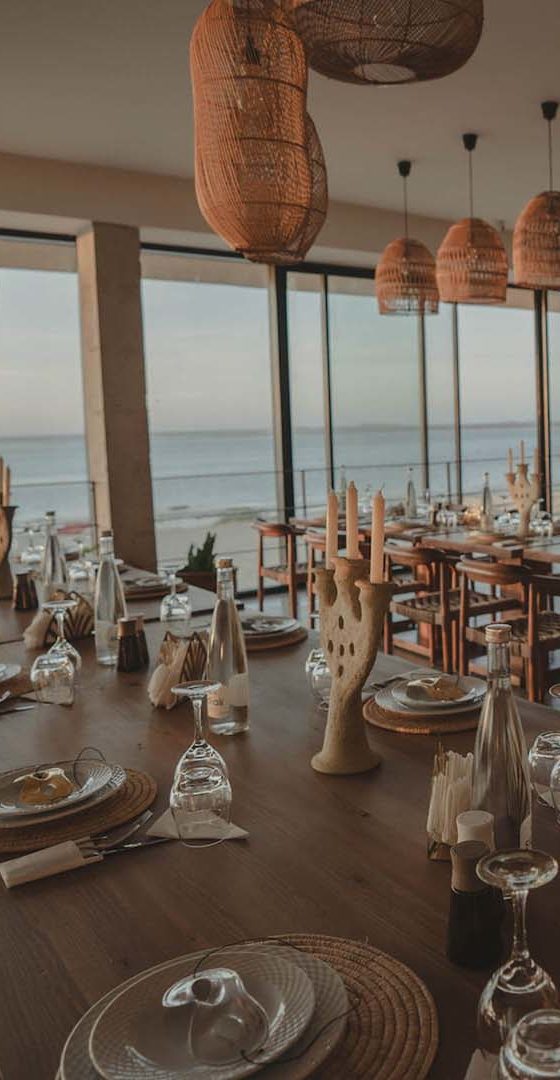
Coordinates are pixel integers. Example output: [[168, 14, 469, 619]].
[[102, 836, 175, 856]]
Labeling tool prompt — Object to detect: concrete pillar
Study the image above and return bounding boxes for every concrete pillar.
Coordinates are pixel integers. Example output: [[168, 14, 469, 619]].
[[77, 222, 157, 570]]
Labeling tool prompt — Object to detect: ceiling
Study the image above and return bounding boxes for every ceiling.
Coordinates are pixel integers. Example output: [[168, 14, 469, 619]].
[[1, 0, 560, 229]]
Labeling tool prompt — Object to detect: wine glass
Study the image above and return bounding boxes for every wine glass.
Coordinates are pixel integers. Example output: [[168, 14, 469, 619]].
[[305, 647, 324, 687], [528, 732, 560, 807], [170, 681, 232, 843], [499, 1009, 560, 1078], [477, 849, 559, 1056], [21, 522, 43, 567], [43, 598, 82, 671], [68, 539, 95, 596], [160, 566, 192, 638], [30, 652, 75, 706]]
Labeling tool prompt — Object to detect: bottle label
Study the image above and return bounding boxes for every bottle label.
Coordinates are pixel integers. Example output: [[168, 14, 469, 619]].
[[228, 673, 249, 707], [207, 685, 229, 720], [207, 674, 249, 718]]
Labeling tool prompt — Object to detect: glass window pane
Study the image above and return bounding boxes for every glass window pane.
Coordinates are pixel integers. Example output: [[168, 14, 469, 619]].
[[425, 304, 456, 500], [0, 263, 89, 533], [547, 292, 560, 507], [458, 291, 537, 505], [287, 272, 327, 514], [328, 275, 422, 502], [141, 261, 274, 591]]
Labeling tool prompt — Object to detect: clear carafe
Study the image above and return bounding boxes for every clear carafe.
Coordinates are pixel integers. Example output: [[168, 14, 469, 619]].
[[93, 530, 127, 666], [472, 624, 532, 850], [481, 472, 494, 532], [405, 466, 417, 519], [40, 510, 68, 599], [206, 559, 249, 735]]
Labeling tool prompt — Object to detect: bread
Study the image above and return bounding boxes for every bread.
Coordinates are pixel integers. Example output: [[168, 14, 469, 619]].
[[18, 768, 77, 806]]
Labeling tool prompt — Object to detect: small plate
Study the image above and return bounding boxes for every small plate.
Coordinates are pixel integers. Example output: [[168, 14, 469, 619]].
[[241, 616, 298, 637], [0, 759, 116, 819], [59, 943, 347, 1080], [0, 664, 21, 684], [391, 674, 486, 711], [375, 684, 482, 717], [89, 952, 315, 1080]]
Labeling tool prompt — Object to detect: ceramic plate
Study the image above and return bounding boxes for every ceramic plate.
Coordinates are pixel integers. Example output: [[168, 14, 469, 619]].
[[0, 663, 21, 684], [391, 674, 486, 712], [0, 760, 121, 820], [241, 616, 299, 637], [59, 943, 348, 1080], [0, 763, 127, 829], [89, 952, 315, 1080], [375, 684, 482, 717]]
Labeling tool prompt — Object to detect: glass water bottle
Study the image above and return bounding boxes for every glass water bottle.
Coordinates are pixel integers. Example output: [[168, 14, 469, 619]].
[[405, 466, 417, 519], [207, 558, 249, 735], [94, 530, 127, 666], [472, 624, 532, 849], [40, 510, 68, 599], [481, 472, 494, 531]]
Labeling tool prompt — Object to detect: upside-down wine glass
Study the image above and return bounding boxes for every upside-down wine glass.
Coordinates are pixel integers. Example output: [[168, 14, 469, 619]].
[[160, 566, 192, 638], [170, 681, 232, 843], [477, 849, 559, 1057], [43, 598, 82, 671]]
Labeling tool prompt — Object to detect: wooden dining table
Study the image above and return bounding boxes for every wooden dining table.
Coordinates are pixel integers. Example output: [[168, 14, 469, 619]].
[[0, 613, 559, 1079]]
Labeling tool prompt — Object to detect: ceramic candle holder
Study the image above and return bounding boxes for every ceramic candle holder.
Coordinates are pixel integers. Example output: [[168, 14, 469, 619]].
[[312, 556, 393, 775], [0, 506, 16, 602], [506, 464, 540, 538]]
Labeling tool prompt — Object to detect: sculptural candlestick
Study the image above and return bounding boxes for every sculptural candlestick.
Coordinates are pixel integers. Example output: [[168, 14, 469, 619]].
[[313, 556, 393, 775], [506, 464, 540, 538], [0, 506, 16, 601]]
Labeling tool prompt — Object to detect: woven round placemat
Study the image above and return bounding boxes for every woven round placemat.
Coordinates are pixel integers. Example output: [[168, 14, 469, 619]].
[[363, 694, 480, 735], [245, 626, 308, 652], [279, 933, 438, 1079], [0, 769, 157, 855]]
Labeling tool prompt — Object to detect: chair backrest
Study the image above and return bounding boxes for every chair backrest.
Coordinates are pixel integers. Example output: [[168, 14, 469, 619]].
[[384, 541, 440, 571], [529, 573, 560, 600], [456, 557, 527, 588], [253, 518, 294, 540]]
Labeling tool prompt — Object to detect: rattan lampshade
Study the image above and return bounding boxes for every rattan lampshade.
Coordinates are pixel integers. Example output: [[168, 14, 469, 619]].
[[436, 133, 508, 304], [283, 0, 483, 85], [190, 0, 327, 264], [436, 217, 508, 304], [514, 102, 560, 287], [376, 161, 439, 315]]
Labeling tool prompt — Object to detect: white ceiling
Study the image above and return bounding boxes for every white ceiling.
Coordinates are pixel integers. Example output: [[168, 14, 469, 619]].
[[1, 0, 560, 229]]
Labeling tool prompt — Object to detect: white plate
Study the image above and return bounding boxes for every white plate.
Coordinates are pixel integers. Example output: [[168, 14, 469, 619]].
[[59, 944, 348, 1080], [375, 683, 483, 717], [90, 952, 315, 1080], [391, 674, 486, 711], [241, 616, 299, 637], [0, 760, 121, 820], [0, 663, 21, 684], [0, 763, 127, 829]]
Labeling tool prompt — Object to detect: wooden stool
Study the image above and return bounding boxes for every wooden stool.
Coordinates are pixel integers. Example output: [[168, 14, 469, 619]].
[[253, 520, 307, 619]]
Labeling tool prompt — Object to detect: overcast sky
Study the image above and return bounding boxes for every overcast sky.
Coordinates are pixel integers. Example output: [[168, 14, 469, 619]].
[[0, 268, 540, 438]]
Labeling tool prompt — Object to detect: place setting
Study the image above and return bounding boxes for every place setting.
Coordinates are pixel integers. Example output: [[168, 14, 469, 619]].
[[363, 669, 487, 735], [241, 614, 308, 652]]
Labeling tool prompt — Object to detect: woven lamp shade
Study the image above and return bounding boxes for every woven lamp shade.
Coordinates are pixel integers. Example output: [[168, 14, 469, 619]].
[[283, 0, 483, 85], [376, 237, 439, 315], [190, 0, 327, 264], [436, 217, 508, 304], [513, 191, 560, 287]]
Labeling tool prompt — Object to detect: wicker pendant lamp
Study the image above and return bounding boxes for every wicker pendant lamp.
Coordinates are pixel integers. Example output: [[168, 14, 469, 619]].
[[514, 101, 560, 288], [376, 161, 439, 315], [436, 134, 508, 304], [282, 0, 483, 86], [190, 0, 327, 264]]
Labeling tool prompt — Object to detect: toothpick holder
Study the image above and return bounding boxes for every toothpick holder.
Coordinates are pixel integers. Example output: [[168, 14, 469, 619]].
[[0, 505, 16, 601], [313, 556, 394, 775], [506, 464, 540, 538]]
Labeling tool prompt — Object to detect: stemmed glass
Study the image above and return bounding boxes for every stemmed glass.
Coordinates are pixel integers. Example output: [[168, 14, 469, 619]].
[[170, 681, 232, 843], [477, 849, 559, 1056], [160, 566, 192, 638], [21, 522, 43, 567], [499, 1009, 560, 1078], [43, 598, 82, 671], [68, 539, 95, 596], [528, 732, 560, 807]]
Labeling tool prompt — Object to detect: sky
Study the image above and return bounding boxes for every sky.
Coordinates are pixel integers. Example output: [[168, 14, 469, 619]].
[[0, 266, 544, 439]]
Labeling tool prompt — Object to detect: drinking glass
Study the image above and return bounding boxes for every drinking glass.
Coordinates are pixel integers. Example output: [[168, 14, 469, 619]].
[[170, 681, 232, 842], [548, 759, 560, 824], [477, 849, 559, 1056], [21, 522, 43, 567], [499, 1009, 560, 1078], [30, 652, 75, 706], [68, 540, 95, 596], [43, 598, 82, 671], [310, 654, 331, 709], [160, 567, 192, 638], [305, 647, 324, 687], [528, 732, 560, 807]]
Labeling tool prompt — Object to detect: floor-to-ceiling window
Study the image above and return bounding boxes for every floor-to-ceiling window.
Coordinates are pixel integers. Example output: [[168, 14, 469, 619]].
[[0, 240, 89, 542], [457, 289, 537, 505], [141, 251, 274, 590], [425, 304, 458, 500], [547, 291, 560, 510], [287, 272, 328, 515], [328, 275, 422, 503]]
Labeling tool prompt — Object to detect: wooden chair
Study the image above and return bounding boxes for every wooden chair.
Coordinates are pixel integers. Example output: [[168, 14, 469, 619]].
[[303, 528, 346, 628], [455, 557, 527, 683], [497, 573, 560, 702], [253, 520, 307, 619], [384, 544, 457, 671]]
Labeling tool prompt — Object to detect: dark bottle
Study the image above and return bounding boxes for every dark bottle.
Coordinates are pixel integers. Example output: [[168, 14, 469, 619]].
[[447, 840, 504, 969], [117, 617, 144, 673]]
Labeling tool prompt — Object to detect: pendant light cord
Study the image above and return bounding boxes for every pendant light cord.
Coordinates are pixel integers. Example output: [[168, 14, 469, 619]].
[[548, 117, 554, 190], [403, 174, 409, 238], [541, 102, 558, 191], [468, 151, 474, 218]]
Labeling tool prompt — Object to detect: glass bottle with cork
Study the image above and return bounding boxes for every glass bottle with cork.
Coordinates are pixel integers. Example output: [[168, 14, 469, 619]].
[[94, 529, 127, 666], [40, 510, 68, 600], [207, 557, 249, 735], [472, 623, 532, 849]]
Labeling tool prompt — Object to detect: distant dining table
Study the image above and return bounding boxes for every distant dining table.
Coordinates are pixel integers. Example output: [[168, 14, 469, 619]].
[[0, 609, 560, 1078]]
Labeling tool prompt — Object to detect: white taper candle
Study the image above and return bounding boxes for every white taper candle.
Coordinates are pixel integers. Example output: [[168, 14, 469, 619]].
[[325, 490, 338, 570], [346, 481, 360, 560]]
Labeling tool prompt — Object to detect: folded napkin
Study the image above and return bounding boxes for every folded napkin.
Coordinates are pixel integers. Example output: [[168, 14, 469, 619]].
[[148, 808, 248, 842], [23, 608, 52, 651], [0, 840, 102, 889], [407, 674, 466, 703], [23, 590, 93, 651], [148, 631, 208, 709], [464, 1050, 497, 1079]]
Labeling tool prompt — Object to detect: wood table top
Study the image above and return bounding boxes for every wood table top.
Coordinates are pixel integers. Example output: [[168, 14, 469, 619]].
[[0, 616, 559, 1079]]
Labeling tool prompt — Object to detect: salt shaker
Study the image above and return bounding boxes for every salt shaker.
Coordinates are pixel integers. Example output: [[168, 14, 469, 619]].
[[117, 617, 144, 673]]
